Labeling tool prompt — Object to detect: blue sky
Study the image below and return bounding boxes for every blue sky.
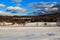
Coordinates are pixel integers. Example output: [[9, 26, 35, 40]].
[[0, 0, 60, 8], [0, 0, 60, 16]]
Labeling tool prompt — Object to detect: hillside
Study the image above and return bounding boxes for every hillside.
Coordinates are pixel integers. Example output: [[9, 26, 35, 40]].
[[0, 13, 60, 24]]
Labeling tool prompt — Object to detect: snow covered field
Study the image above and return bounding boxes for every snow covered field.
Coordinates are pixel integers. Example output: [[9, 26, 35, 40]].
[[0, 22, 59, 27], [0, 27, 60, 40], [0, 22, 59, 40]]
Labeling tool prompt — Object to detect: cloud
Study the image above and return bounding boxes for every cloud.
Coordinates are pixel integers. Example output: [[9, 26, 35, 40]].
[[44, 7, 58, 14], [45, 7, 58, 11], [13, 0, 22, 2], [28, 2, 57, 7], [7, 6, 26, 12], [0, 4, 5, 7], [28, 2, 49, 8], [0, 11, 17, 16], [39, 2, 48, 5], [6, 6, 14, 10], [0, 11, 4, 13], [52, 8, 58, 11], [43, 2, 59, 14], [49, 4, 56, 7], [0, 11, 8, 15], [28, 2, 59, 15]]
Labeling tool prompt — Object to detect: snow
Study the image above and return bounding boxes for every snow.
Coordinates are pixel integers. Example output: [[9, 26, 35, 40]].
[[0, 22, 59, 40], [0, 22, 59, 27], [0, 27, 60, 40]]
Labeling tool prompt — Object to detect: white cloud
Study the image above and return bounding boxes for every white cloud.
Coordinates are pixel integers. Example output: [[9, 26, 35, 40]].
[[28, 2, 48, 8], [0, 4, 5, 7], [7, 6, 26, 12], [28, 2, 57, 9], [50, 4, 56, 7], [28, 2, 58, 14], [45, 7, 58, 11], [6, 6, 14, 10], [39, 2, 48, 5], [0, 11, 17, 16], [52, 8, 58, 11], [44, 7, 58, 14], [0, 11, 4, 13], [13, 0, 22, 2]]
